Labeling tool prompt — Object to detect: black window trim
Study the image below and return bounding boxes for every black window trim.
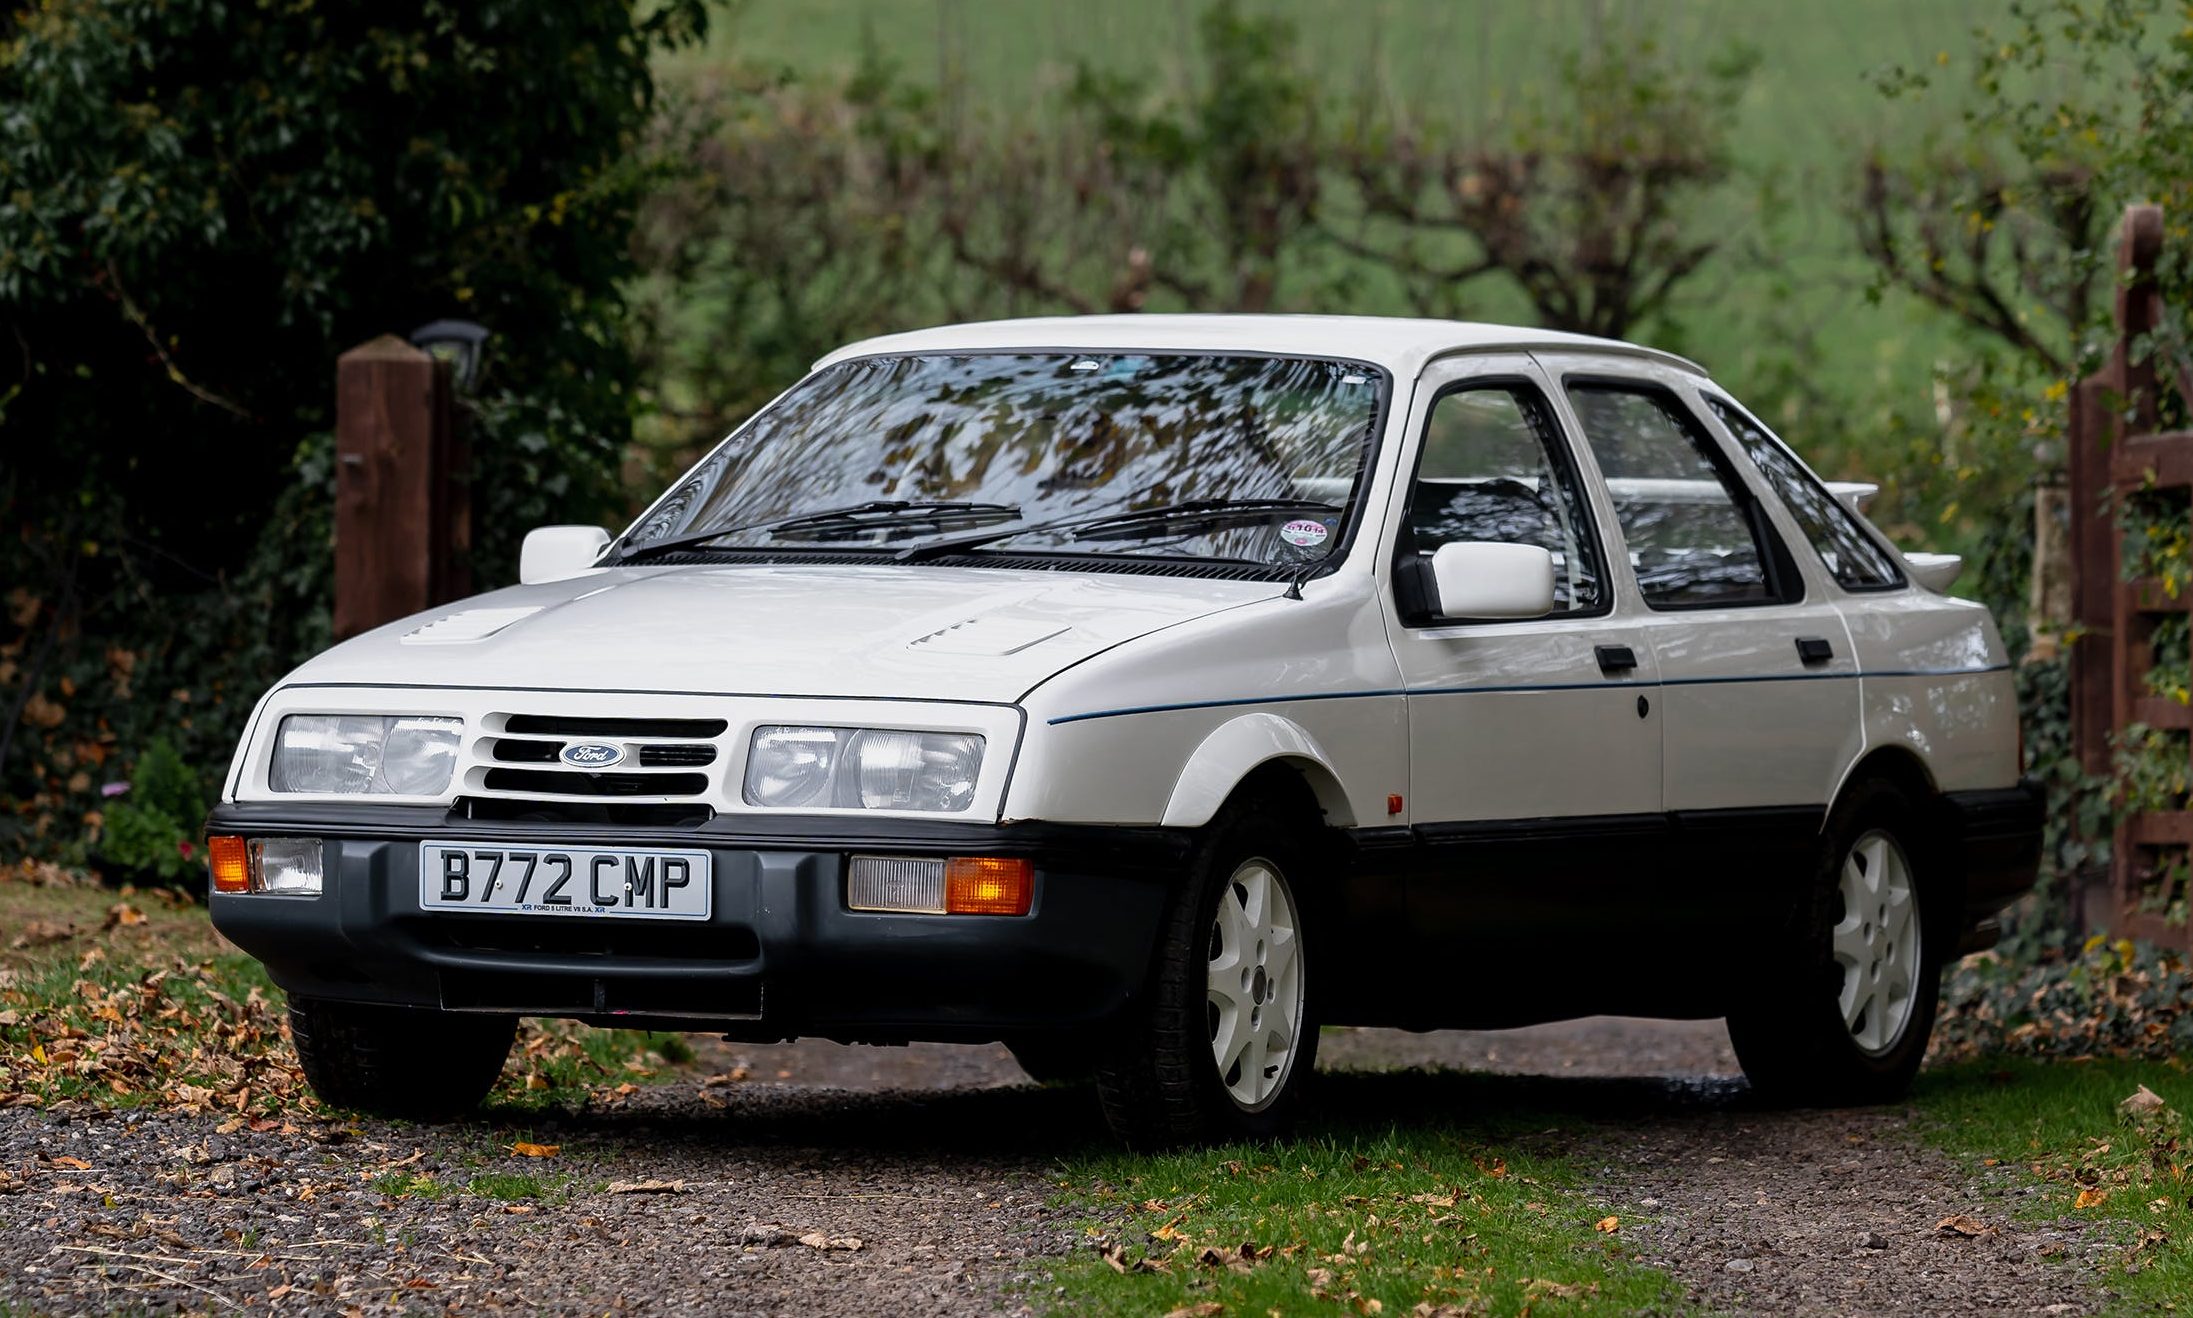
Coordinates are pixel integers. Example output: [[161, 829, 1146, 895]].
[[1391, 373, 1615, 628], [1699, 390, 1910, 594], [1560, 373, 1808, 613]]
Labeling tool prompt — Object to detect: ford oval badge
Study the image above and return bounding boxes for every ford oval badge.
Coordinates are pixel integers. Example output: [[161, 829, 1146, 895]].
[[559, 741, 625, 769]]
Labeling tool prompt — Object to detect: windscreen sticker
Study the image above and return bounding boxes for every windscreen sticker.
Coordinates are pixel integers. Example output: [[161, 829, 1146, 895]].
[[1280, 519, 1331, 548]]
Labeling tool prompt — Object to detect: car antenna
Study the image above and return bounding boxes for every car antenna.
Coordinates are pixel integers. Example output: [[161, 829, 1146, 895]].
[[1283, 557, 1316, 601]]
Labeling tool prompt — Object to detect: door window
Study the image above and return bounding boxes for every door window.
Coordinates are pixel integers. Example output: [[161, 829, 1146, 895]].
[[1406, 384, 1604, 614], [1704, 395, 1905, 591], [1565, 382, 1790, 610]]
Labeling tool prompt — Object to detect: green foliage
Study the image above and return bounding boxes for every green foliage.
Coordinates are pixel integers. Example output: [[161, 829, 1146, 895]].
[[1938, 937, 2193, 1059], [0, 0, 705, 860], [98, 737, 206, 886]]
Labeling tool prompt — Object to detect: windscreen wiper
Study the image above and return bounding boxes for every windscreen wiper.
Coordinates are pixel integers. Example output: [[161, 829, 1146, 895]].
[[616, 500, 1023, 564], [894, 497, 1340, 562]]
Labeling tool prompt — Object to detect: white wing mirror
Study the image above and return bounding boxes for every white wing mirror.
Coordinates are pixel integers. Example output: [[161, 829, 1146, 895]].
[[519, 526, 611, 585], [1903, 551, 1964, 593], [1425, 541, 1557, 619]]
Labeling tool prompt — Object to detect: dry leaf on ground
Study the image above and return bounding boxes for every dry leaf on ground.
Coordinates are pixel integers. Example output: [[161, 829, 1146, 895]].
[[1595, 1215, 1620, 1233], [510, 1141, 560, 1158], [1935, 1214, 1995, 1237], [607, 1179, 687, 1195]]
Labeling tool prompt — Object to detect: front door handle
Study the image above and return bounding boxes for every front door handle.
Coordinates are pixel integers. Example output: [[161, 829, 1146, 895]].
[[1595, 644, 1638, 674], [1796, 636, 1834, 666]]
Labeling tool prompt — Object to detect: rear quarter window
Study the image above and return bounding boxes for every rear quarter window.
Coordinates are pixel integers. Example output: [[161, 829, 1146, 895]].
[[1704, 395, 1905, 592]]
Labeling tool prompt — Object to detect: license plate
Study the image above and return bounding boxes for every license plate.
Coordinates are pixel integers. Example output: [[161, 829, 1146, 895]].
[[418, 842, 711, 920]]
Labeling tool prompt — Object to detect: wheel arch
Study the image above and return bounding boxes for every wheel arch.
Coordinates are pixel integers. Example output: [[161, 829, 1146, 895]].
[[1159, 712, 1357, 829], [1824, 743, 1966, 947]]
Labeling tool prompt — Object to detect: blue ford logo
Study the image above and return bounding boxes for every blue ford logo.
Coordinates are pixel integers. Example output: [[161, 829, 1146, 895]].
[[559, 742, 625, 769]]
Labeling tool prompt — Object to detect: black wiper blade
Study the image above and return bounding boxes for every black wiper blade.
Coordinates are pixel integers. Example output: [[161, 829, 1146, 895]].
[[894, 497, 1340, 562], [766, 500, 1022, 539], [615, 500, 1022, 564], [1067, 497, 1340, 541]]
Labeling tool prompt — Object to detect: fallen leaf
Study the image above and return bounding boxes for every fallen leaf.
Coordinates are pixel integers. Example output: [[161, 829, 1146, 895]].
[[607, 1179, 687, 1195], [2075, 1188, 2109, 1210], [1475, 1157, 1507, 1179], [1595, 1215, 1620, 1234], [510, 1142, 560, 1159], [1524, 1278, 1598, 1301], [102, 902, 147, 930], [2122, 1085, 2168, 1118], [1935, 1214, 1995, 1237], [1161, 1305, 1224, 1318], [44, 1156, 92, 1170]]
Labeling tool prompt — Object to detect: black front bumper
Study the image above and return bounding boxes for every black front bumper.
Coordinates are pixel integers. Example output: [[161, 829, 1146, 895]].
[[1939, 778, 2047, 952], [206, 804, 1190, 1042]]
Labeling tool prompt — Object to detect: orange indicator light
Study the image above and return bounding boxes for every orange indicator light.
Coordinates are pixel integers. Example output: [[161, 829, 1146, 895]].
[[208, 835, 250, 893], [944, 856, 1033, 916]]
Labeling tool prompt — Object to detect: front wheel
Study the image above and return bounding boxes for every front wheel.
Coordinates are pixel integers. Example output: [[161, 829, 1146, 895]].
[[289, 998, 515, 1120], [1728, 780, 1942, 1105], [1094, 801, 1318, 1146]]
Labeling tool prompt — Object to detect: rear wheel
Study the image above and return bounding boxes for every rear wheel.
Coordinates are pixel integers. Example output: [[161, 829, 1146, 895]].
[[1728, 780, 1942, 1104], [289, 998, 515, 1120], [1094, 800, 1318, 1146]]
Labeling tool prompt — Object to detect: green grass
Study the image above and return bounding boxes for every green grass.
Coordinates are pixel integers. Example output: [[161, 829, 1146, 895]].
[[1041, 1075, 1690, 1315], [1914, 1059, 2193, 1314]]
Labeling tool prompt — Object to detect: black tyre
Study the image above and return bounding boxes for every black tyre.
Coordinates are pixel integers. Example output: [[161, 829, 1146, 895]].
[[1006, 1034, 1096, 1086], [289, 998, 515, 1120], [1728, 779, 1943, 1105], [1094, 799, 1319, 1146]]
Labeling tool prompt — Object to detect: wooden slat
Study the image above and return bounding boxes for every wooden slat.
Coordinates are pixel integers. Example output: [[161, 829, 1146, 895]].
[[2131, 696, 2193, 730]]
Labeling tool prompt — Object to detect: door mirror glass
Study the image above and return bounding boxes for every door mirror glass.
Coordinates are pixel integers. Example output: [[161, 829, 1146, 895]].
[[519, 525, 610, 585], [1427, 541, 1556, 619]]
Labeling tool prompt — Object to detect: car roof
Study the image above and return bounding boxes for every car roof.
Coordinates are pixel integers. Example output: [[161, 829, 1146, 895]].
[[812, 314, 1707, 382]]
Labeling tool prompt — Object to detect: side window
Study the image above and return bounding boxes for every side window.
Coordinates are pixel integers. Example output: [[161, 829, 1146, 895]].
[[1407, 384, 1603, 614], [1564, 381, 1786, 610], [1705, 395, 1905, 591]]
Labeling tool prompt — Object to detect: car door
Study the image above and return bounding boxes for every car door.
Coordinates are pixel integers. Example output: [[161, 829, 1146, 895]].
[[1545, 360, 1861, 952], [1378, 355, 1666, 1018]]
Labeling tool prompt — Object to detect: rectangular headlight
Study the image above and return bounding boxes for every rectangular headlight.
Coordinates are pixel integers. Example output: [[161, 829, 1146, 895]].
[[744, 726, 983, 812], [270, 715, 460, 795], [253, 837, 324, 895]]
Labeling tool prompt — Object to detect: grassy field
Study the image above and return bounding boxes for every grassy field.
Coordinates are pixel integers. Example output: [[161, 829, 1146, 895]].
[[1040, 1071, 1689, 1315], [1916, 1059, 2193, 1315], [662, 0, 2037, 430]]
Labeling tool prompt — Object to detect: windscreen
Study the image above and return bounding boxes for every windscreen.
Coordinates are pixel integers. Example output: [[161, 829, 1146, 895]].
[[623, 352, 1387, 569]]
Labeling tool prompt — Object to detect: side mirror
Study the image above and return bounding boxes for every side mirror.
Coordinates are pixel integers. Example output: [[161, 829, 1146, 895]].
[[519, 526, 611, 585], [1425, 541, 1556, 619], [1903, 551, 1964, 593]]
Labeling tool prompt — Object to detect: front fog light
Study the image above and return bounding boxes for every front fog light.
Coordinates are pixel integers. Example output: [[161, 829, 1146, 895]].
[[251, 837, 323, 895]]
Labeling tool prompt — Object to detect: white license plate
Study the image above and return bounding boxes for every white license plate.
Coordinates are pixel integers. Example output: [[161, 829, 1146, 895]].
[[418, 842, 711, 920]]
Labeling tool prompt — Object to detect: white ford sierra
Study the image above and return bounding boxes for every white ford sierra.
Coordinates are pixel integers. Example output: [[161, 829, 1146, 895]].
[[209, 316, 2040, 1143]]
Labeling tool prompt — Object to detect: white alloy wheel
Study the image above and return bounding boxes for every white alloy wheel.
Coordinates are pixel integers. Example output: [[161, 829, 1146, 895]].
[[1833, 829, 1921, 1056], [1205, 857, 1304, 1110]]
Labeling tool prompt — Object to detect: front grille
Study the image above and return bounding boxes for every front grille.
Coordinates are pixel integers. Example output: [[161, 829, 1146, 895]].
[[638, 744, 717, 767], [504, 715, 728, 739], [468, 711, 731, 806], [484, 767, 708, 797], [488, 740, 716, 767], [454, 797, 714, 826]]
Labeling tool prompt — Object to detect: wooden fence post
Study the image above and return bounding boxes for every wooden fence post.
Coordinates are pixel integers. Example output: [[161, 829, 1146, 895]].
[[333, 335, 467, 640]]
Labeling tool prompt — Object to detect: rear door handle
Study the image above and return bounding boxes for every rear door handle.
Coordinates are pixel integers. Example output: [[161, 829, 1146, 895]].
[[1595, 644, 1638, 674], [1796, 636, 1834, 666]]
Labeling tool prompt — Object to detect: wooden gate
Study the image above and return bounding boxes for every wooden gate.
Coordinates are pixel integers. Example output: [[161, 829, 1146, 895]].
[[2068, 204, 2193, 948]]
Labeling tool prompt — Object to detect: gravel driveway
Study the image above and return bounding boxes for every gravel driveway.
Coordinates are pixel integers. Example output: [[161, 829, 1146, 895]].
[[1, 1023, 2108, 1315]]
